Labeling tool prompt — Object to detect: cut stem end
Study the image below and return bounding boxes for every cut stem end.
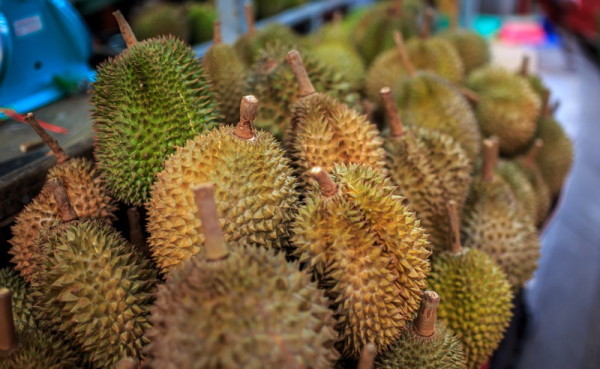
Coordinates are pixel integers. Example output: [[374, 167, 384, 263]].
[[193, 184, 228, 261], [113, 10, 138, 48], [285, 50, 316, 97], [357, 343, 377, 369], [482, 137, 499, 182], [234, 95, 258, 140], [25, 113, 69, 163], [0, 288, 17, 352], [49, 178, 78, 222], [244, 3, 256, 36], [309, 167, 337, 197], [413, 290, 440, 337], [393, 31, 416, 77], [213, 21, 222, 44], [380, 87, 404, 137]]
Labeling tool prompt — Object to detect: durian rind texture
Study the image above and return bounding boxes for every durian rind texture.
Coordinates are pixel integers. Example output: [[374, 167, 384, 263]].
[[31, 220, 158, 368], [234, 23, 298, 66], [374, 322, 467, 369], [428, 249, 513, 369], [312, 41, 365, 91], [439, 30, 490, 75], [291, 164, 431, 358], [364, 49, 407, 108], [0, 268, 36, 331], [131, 2, 189, 42], [92, 36, 221, 206], [516, 161, 551, 226], [496, 160, 538, 223], [144, 246, 339, 369], [536, 116, 573, 197], [147, 126, 299, 274], [9, 158, 117, 283], [187, 3, 217, 44], [405, 38, 465, 84]]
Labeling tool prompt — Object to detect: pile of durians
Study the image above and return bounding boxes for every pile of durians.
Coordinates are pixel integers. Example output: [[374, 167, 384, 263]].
[[0, 1, 574, 368]]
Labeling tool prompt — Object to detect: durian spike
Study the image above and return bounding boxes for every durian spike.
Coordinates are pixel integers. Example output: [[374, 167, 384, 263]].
[[420, 8, 435, 39], [357, 343, 377, 369], [541, 89, 551, 117], [233, 95, 258, 140], [460, 87, 480, 104], [286, 50, 316, 97], [49, 177, 78, 222], [193, 184, 228, 261], [113, 10, 138, 48], [390, 0, 403, 16], [413, 290, 440, 337], [519, 55, 530, 76], [481, 137, 499, 182], [393, 31, 416, 77], [127, 207, 146, 252], [244, 2, 256, 36], [521, 138, 544, 169], [213, 21, 222, 44], [309, 167, 337, 197], [116, 358, 138, 369], [447, 200, 462, 254], [24, 113, 69, 164], [380, 87, 405, 137], [0, 288, 17, 352]]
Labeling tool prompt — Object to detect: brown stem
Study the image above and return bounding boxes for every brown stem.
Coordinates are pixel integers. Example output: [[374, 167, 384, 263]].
[[285, 50, 316, 97], [127, 207, 146, 252], [0, 289, 17, 352], [309, 167, 337, 197], [519, 55, 530, 76], [116, 358, 138, 369], [24, 113, 69, 163], [234, 95, 258, 140], [481, 137, 499, 182], [357, 343, 376, 369], [213, 21, 222, 44], [393, 31, 415, 77], [390, 0, 403, 16], [193, 184, 228, 261], [420, 8, 435, 39], [380, 87, 404, 137], [521, 138, 543, 169], [113, 10, 138, 48], [49, 178, 78, 222], [244, 2, 256, 36], [447, 201, 462, 254], [460, 87, 480, 104], [541, 89, 551, 117], [413, 290, 440, 337], [449, 0, 459, 30]]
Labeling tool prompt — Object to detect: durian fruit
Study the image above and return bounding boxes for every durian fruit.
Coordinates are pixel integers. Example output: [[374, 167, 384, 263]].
[[518, 55, 548, 99], [496, 160, 538, 223], [131, 2, 190, 42], [144, 184, 339, 369], [9, 113, 117, 283], [515, 139, 551, 225], [393, 32, 481, 161], [147, 96, 299, 274], [466, 66, 541, 156], [428, 201, 513, 369], [92, 12, 221, 206], [374, 291, 467, 369], [187, 2, 217, 44], [0, 289, 81, 369], [203, 21, 248, 123], [285, 50, 386, 184], [364, 47, 408, 108], [0, 269, 35, 332], [462, 139, 540, 290], [291, 165, 431, 358], [31, 178, 158, 368], [380, 87, 472, 254]]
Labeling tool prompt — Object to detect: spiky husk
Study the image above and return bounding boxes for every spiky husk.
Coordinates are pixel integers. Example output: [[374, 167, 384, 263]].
[[0, 268, 36, 331], [291, 164, 431, 358], [496, 160, 538, 222], [144, 246, 339, 369], [187, 3, 217, 44], [516, 162, 551, 226], [287, 94, 386, 185], [92, 36, 221, 206], [147, 126, 299, 274], [384, 127, 472, 254], [374, 322, 467, 369], [428, 249, 513, 369], [364, 49, 407, 108], [312, 41, 365, 91], [406, 37, 465, 84], [9, 158, 117, 283], [440, 30, 490, 75], [234, 24, 298, 66], [131, 2, 189, 42], [525, 74, 547, 99], [203, 44, 248, 123], [396, 72, 481, 161], [31, 220, 158, 368], [536, 116, 573, 197], [466, 67, 541, 156]]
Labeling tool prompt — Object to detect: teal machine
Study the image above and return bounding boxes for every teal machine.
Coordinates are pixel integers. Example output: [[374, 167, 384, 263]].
[[0, 0, 94, 118]]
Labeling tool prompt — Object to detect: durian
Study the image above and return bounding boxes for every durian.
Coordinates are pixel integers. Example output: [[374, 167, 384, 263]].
[[515, 139, 551, 225], [518, 55, 548, 99], [439, 29, 489, 75], [496, 160, 538, 223], [380, 87, 472, 254], [187, 3, 217, 44], [31, 178, 158, 368], [147, 96, 299, 274], [428, 201, 513, 369], [131, 2, 189, 42], [92, 12, 220, 206], [291, 165, 431, 358], [144, 184, 339, 369], [9, 113, 116, 283], [0, 269, 35, 332], [374, 291, 467, 369], [285, 50, 386, 184]]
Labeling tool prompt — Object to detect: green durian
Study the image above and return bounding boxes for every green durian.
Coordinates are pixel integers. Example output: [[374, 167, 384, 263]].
[[92, 13, 221, 206], [515, 139, 551, 225], [0, 269, 35, 332], [187, 3, 217, 44], [313, 41, 365, 91], [496, 160, 538, 223], [254, 0, 286, 19], [428, 201, 513, 369], [466, 66, 541, 156], [291, 164, 431, 358], [380, 87, 472, 254], [147, 96, 299, 274], [439, 29, 490, 75], [144, 185, 339, 369], [131, 2, 189, 42], [375, 291, 467, 369], [234, 19, 298, 67], [405, 36, 465, 84], [364, 47, 408, 108], [518, 55, 548, 100]]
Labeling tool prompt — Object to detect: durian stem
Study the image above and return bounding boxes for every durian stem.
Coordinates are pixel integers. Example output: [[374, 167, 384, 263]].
[[357, 343, 377, 369], [393, 31, 416, 77], [460, 87, 480, 104], [447, 201, 462, 254], [113, 10, 138, 48], [380, 87, 405, 137], [244, 2, 256, 36], [420, 8, 435, 39], [390, 0, 403, 16], [127, 207, 146, 252], [519, 55, 530, 76], [449, 0, 459, 30], [193, 184, 229, 261], [309, 167, 337, 197], [213, 21, 222, 44], [49, 178, 78, 222], [24, 113, 69, 164], [0, 289, 17, 352], [522, 138, 543, 169], [286, 50, 316, 97], [482, 137, 499, 182], [413, 290, 440, 337], [541, 89, 551, 118], [234, 95, 258, 140], [115, 358, 138, 369]]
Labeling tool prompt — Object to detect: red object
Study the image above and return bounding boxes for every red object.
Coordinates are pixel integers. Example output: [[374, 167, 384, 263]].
[[0, 108, 68, 134], [539, 0, 600, 40], [499, 20, 547, 45]]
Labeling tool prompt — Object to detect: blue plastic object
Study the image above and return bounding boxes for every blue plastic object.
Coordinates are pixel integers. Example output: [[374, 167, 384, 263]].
[[0, 0, 94, 118]]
